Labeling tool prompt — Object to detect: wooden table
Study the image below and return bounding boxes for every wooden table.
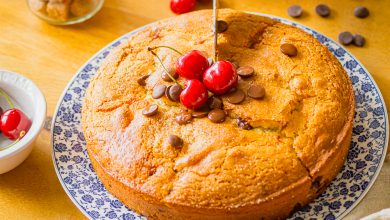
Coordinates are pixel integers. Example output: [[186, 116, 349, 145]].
[[0, 0, 389, 219]]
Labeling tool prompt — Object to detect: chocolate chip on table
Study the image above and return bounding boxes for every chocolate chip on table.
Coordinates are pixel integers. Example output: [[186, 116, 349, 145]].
[[167, 84, 182, 102], [247, 84, 265, 99], [338, 32, 354, 45], [354, 6, 369, 18], [280, 43, 298, 57], [237, 117, 253, 130], [237, 66, 254, 78], [208, 109, 226, 123], [217, 20, 228, 33], [175, 111, 192, 125], [353, 34, 365, 47], [162, 68, 178, 82], [168, 135, 183, 147], [225, 89, 246, 104], [137, 74, 150, 86], [152, 84, 167, 99], [315, 4, 330, 17], [288, 5, 303, 18], [207, 96, 223, 109], [142, 104, 158, 117], [191, 111, 209, 118]]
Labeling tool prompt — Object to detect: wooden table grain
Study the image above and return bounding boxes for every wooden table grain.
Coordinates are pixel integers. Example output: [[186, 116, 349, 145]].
[[0, 0, 389, 219]]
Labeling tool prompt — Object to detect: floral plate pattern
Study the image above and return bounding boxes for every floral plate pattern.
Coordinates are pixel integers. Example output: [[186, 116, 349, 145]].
[[52, 13, 388, 220]]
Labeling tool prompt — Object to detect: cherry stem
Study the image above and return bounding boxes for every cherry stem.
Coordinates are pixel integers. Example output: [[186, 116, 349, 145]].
[[148, 45, 183, 56], [0, 89, 14, 109], [0, 131, 26, 151], [148, 47, 184, 89]]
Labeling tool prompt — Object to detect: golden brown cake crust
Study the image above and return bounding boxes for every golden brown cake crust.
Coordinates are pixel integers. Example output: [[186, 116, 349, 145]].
[[82, 9, 354, 219]]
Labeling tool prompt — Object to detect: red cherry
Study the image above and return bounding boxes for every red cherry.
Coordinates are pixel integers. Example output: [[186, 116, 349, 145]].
[[180, 79, 208, 110], [0, 109, 32, 140], [203, 60, 238, 95], [170, 0, 196, 14], [176, 50, 209, 80]]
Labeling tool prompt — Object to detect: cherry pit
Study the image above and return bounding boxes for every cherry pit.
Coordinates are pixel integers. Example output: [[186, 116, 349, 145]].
[[0, 89, 32, 151]]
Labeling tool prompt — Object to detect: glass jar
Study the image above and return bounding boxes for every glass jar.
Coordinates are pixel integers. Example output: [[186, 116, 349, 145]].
[[27, 0, 104, 25]]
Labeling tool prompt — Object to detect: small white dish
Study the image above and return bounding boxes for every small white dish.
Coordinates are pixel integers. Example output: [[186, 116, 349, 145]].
[[0, 70, 46, 174]]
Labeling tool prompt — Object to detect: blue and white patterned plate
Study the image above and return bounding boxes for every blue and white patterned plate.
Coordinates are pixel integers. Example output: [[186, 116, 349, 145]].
[[52, 13, 388, 220]]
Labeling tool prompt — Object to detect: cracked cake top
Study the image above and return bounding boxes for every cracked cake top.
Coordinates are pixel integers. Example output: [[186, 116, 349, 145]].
[[82, 9, 354, 216]]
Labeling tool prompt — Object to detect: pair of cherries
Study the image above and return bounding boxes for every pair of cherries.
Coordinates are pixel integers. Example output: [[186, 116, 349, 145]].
[[0, 89, 31, 142], [176, 50, 238, 109]]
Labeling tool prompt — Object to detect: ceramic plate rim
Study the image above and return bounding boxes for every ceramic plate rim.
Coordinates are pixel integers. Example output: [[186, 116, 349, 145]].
[[51, 12, 389, 220]]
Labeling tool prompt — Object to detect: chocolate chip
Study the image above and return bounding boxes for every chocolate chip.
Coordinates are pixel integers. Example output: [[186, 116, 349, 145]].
[[225, 89, 246, 104], [165, 85, 171, 99], [315, 4, 330, 17], [142, 104, 158, 117], [217, 20, 228, 33], [167, 84, 182, 102], [353, 34, 365, 47], [208, 109, 226, 123], [237, 117, 253, 130], [191, 111, 209, 118], [137, 74, 150, 86], [247, 84, 265, 99], [152, 84, 167, 99], [288, 5, 303, 18], [162, 68, 178, 82], [168, 135, 183, 147], [175, 111, 192, 125], [280, 43, 298, 57], [207, 96, 223, 109], [237, 66, 254, 78], [354, 6, 369, 18], [338, 32, 354, 45]]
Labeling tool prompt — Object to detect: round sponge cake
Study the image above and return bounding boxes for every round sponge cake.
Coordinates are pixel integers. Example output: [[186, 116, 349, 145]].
[[82, 9, 354, 219]]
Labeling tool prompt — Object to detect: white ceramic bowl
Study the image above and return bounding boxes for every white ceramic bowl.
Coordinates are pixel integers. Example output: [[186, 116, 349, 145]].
[[0, 70, 46, 174]]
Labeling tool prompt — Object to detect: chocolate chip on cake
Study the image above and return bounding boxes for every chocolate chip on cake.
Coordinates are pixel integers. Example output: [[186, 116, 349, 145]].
[[142, 104, 158, 117], [152, 84, 167, 99], [208, 109, 226, 123], [353, 34, 365, 47], [137, 74, 150, 86], [237, 66, 254, 78], [225, 89, 246, 104], [280, 43, 298, 57], [237, 117, 253, 130], [217, 20, 228, 33], [315, 4, 331, 17], [247, 84, 265, 99], [168, 135, 183, 147], [338, 32, 354, 45], [162, 68, 179, 82], [167, 84, 182, 102], [288, 5, 303, 18], [175, 111, 192, 125], [354, 6, 369, 18], [207, 96, 223, 109], [191, 111, 208, 118]]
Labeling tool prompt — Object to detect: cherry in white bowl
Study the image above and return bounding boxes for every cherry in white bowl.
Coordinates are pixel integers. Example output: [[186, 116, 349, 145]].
[[0, 70, 46, 174]]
